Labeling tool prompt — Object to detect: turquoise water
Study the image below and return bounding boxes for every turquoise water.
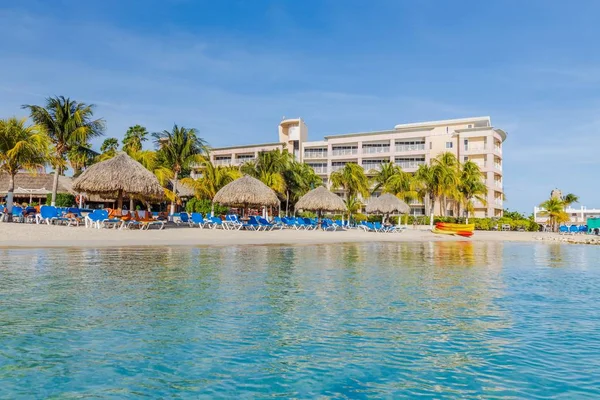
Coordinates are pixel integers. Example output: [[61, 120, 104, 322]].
[[1, 242, 599, 398]]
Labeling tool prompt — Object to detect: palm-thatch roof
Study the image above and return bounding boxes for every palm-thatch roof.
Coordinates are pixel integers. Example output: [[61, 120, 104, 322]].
[[295, 186, 346, 212], [168, 179, 195, 199], [0, 173, 74, 198], [366, 193, 410, 214], [213, 175, 279, 207], [72, 153, 164, 201]]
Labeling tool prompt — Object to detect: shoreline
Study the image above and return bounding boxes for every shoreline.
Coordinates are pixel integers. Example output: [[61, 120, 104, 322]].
[[0, 222, 576, 249]]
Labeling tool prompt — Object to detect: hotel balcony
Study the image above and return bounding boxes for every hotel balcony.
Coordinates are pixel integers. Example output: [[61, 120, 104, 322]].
[[362, 164, 383, 173], [494, 163, 502, 171], [331, 148, 359, 157], [303, 150, 328, 159], [395, 144, 426, 153], [362, 146, 390, 155], [309, 165, 328, 174], [213, 159, 232, 166], [494, 199, 503, 207], [462, 145, 488, 155], [233, 158, 256, 165], [395, 161, 426, 170]]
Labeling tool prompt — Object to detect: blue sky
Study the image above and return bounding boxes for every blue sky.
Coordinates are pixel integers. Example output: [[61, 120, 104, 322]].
[[1, 0, 599, 213]]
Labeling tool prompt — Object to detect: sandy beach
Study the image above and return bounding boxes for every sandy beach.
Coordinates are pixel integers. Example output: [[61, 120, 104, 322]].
[[0, 222, 563, 248]]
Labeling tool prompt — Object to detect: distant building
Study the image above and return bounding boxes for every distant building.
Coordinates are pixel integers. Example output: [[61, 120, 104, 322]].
[[194, 116, 506, 218], [534, 206, 600, 225]]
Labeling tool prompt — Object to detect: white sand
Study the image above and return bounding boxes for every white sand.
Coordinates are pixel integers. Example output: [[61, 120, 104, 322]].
[[0, 222, 552, 248]]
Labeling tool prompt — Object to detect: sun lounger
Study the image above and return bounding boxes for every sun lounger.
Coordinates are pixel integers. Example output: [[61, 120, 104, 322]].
[[36, 205, 69, 226], [176, 213, 192, 226], [190, 213, 210, 228], [558, 225, 569, 235]]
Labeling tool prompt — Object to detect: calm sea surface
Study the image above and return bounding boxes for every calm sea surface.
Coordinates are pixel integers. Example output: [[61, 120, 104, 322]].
[[1, 242, 599, 399]]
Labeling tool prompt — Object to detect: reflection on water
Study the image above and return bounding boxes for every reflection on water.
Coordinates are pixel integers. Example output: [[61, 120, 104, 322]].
[[1, 242, 599, 398]]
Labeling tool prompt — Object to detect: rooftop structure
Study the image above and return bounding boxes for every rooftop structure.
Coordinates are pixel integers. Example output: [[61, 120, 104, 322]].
[[196, 116, 507, 218]]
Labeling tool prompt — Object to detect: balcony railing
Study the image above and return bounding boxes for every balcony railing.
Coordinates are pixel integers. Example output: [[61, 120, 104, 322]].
[[395, 144, 425, 152], [235, 158, 256, 165], [330, 164, 347, 172], [494, 163, 502, 171], [362, 146, 390, 154], [464, 145, 486, 152], [494, 199, 503, 207], [494, 181, 502, 188], [363, 164, 383, 172], [213, 159, 232, 166], [310, 166, 328, 174], [331, 148, 358, 156], [304, 151, 328, 158], [395, 161, 426, 169]]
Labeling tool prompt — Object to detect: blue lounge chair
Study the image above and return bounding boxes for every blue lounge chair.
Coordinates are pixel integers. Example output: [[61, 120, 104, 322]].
[[210, 216, 225, 229], [302, 217, 318, 230], [321, 219, 338, 231], [10, 206, 24, 223], [225, 215, 244, 230], [190, 213, 210, 228], [569, 225, 579, 234], [37, 205, 69, 225], [558, 225, 569, 235], [244, 216, 261, 231], [177, 213, 191, 226], [579, 225, 588, 234]]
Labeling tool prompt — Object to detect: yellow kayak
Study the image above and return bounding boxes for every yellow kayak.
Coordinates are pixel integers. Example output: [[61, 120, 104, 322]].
[[432, 227, 474, 238], [436, 222, 475, 232]]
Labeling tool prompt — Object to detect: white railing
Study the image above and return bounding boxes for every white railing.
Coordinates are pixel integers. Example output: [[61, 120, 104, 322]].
[[363, 164, 383, 172], [494, 199, 503, 206], [395, 161, 426, 169], [304, 150, 328, 158], [362, 146, 390, 154], [465, 145, 486, 152], [330, 164, 346, 172], [331, 148, 358, 156], [395, 144, 425, 152], [494, 181, 502, 188], [213, 159, 232, 166], [235, 158, 255, 165], [310, 166, 328, 174], [495, 146, 502, 153], [494, 163, 502, 171]]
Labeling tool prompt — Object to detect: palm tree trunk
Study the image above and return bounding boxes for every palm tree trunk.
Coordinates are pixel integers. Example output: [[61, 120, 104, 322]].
[[51, 169, 59, 206], [4, 174, 15, 222], [117, 189, 123, 209], [170, 171, 178, 215], [429, 196, 435, 229]]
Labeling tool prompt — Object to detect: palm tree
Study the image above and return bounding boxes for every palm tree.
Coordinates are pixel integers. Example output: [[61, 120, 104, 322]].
[[371, 161, 399, 194], [122, 125, 148, 154], [98, 138, 120, 161], [539, 197, 566, 232], [0, 118, 50, 221], [562, 193, 579, 210], [181, 159, 241, 200], [459, 160, 488, 223], [344, 195, 363, 223], [23, 96, 105, 206], [282, 160, 322, 214], [241, 149, 291, 195], [67, 142, 98, 176], [433, 152, 460, 217], [414, 163, 443, 229], [153, 124, 208, 215], [330, 163, 370, 199]]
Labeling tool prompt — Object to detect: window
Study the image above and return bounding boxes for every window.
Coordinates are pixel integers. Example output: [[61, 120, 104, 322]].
[[446, 142, 453, 149], [468, 124, 473, 128], [463, 156, 468, 162]]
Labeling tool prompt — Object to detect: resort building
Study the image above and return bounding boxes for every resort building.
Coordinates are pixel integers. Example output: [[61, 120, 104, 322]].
[[196, 116, 507, 218], [533, 206, 600, 225]]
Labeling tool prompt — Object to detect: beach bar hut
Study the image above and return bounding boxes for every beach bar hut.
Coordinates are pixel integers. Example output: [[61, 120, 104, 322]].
[[213, 175, 279, 217], [295, 186, 346, 225], [365, 193, 410, 224], [72, 153, 164, 209]]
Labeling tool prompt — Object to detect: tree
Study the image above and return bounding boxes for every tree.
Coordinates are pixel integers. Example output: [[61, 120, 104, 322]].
[[181, 159, 241, 200], [0, 118, 50, 221], [67, 142, 98, 176], [153, 124, 208, 215], [122, 125, 148, 154], [562, 193, 579, 210], [100, 137, 119, 153], [241, 149, 290, 195], [344, 195, 363, 223], [371, 161, 399, 194], [414, 164, 442, 229], [458, 160, 488, 223], [23, 96, 105, 206], [433, 152, 460, 217], [539, 197, 566, 232], [282, 160, 322, 214], [330, 163, 370, 199]]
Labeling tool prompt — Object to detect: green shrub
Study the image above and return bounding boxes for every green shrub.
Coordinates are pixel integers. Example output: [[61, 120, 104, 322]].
[[298, 211, 317, 218], [528, 220, 540, 232], [367, 215, 382, 223], [353, 213, 367, 223], [46, 193, 75, 207], [185, 198, 228, 216]]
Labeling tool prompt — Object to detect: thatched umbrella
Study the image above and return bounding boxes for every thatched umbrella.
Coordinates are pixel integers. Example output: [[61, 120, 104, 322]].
[[366, 193, 410, 224], [296, 186, 345, 214], [213, 175, 279, 217], [295, 186, 345, 228], [72, 153, 164, 209]]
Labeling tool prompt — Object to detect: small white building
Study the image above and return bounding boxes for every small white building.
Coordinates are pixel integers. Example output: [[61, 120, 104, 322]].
[[534, 206, 600, 225]]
